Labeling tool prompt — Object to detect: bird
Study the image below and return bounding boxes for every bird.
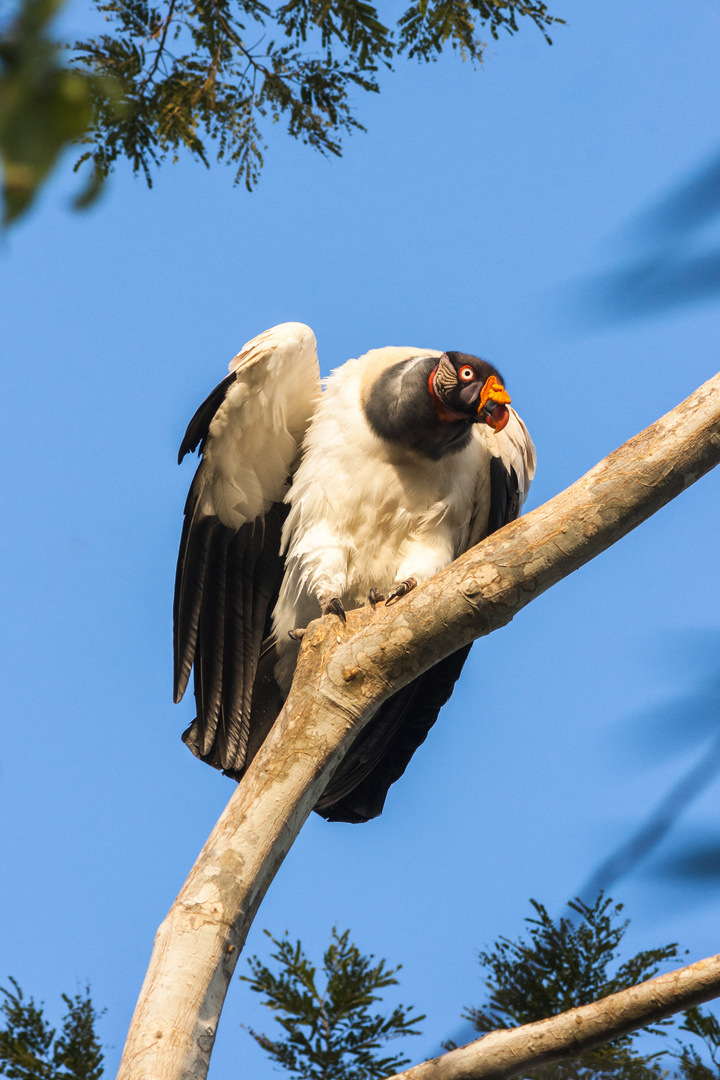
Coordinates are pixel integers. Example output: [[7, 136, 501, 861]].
[[174, 322, 535, 823]]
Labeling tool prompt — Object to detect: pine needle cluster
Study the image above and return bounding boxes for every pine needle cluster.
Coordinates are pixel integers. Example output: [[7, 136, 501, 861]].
[[465, 893, 682, 1080], [241, 926, 424, 1079], [0, 978, 104, 1080]]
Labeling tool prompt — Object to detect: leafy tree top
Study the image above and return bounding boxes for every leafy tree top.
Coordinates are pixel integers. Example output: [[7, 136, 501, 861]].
[[0, 978, 104, 1080], [72, 0, 564, 189], [1, 0, 564, 220], [241, 926, 425, 1080], [674, 1006, 720, 1080], [465, 893, 683, 1080]]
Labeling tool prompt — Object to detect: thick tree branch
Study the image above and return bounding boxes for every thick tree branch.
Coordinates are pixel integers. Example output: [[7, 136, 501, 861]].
[[386, 952, 720, 1080], [118, 371, 720, 1080]]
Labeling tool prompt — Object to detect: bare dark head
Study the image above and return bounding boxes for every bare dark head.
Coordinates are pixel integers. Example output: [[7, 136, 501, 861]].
[[429, 352, 511, 432], [363, 350, 512, 460]]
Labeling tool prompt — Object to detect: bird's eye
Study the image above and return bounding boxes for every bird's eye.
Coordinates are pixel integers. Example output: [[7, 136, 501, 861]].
[[459, 366, 475, 382]]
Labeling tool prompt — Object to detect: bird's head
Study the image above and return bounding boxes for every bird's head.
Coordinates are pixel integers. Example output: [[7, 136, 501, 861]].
[[428, 352, 511, 433]]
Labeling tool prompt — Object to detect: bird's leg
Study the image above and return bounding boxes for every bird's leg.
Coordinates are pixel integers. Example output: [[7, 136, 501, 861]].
[[387, 535, 454, 606], [385, 577, 417, 606], [288, 594, 346, 638], [320, 596, 347, 623]]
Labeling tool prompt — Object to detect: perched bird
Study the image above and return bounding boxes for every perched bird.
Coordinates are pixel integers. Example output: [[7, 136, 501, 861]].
[[174, 323, 535, 822]]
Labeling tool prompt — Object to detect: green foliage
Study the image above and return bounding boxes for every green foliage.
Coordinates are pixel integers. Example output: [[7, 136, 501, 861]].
[[398, 0, 556, 60], [241, 926, 424, 1079], [52, 991, 104, 1080], [674, 1006, 720, 1080], [73, 0, 564, 190], [1, 0, 564, 219], [464, 894, 682, 1080], [0, 978, 104, 1080], [0, 0, 118, 223]]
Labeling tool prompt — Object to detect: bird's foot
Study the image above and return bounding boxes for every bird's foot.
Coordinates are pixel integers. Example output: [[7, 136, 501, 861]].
[[288, 627, 306, 641], [321, 596, 347, 623], [385, 577, 417, 606], [368, 588, 385, 607]]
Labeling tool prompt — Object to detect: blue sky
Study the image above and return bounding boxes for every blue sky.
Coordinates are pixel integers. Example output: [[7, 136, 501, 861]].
[[2, 0, 720, 1074]]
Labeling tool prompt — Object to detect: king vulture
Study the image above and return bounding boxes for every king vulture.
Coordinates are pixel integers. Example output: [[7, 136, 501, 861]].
[[174, 323, 535, 823]]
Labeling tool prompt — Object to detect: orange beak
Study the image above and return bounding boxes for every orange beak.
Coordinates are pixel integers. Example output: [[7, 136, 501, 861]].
[[478, 376, 511, 433]]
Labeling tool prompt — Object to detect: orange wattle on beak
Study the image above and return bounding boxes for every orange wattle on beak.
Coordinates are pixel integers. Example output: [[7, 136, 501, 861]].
[[478, 376, 511, 433], [485, 404, 510, 432]]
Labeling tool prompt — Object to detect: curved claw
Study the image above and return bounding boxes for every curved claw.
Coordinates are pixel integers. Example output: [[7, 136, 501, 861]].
[[368, 588, 385, 607], [385, 577, 417, 606], [322, 596, 347, 623], [288, 627, 306, 641]]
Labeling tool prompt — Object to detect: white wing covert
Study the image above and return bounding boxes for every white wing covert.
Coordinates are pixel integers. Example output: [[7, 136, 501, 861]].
[[493, 407, 536, 507], [173, 322, 320, 774], [470, 407, 536, 544]]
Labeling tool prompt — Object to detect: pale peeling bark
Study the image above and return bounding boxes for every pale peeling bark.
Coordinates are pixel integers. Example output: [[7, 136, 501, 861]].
[[386, 952, 720, 1080], [118, 372, 720, 1080]]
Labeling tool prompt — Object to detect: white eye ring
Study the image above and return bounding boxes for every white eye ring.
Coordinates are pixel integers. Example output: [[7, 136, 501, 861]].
[[459, 366, 475, 382]]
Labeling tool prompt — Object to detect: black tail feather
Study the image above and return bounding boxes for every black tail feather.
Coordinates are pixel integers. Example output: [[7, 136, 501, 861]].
[[196, 525, 231, 754], [315, 645, 472, 823]]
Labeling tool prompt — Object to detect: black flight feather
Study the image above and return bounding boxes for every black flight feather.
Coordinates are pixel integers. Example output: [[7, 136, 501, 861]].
[[487, 457, 520, 534], [213, 527, 248, 767], [173, 481, 217, 702], [179, 501, 289, 776], [195, 524, 232, 753], [174, 366, 289, 773], [177, 371, 236, 463], [218, 520, 263, 767]]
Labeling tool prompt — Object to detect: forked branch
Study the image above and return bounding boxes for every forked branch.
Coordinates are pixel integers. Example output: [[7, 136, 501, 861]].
[[117, 371, 720, 1080]]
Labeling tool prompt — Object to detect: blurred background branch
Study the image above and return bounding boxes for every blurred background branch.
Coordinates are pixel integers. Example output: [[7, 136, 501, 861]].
[[576, 641, 720, 903], [0, 0, 120, 224], [579, 154, 720, 320]]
